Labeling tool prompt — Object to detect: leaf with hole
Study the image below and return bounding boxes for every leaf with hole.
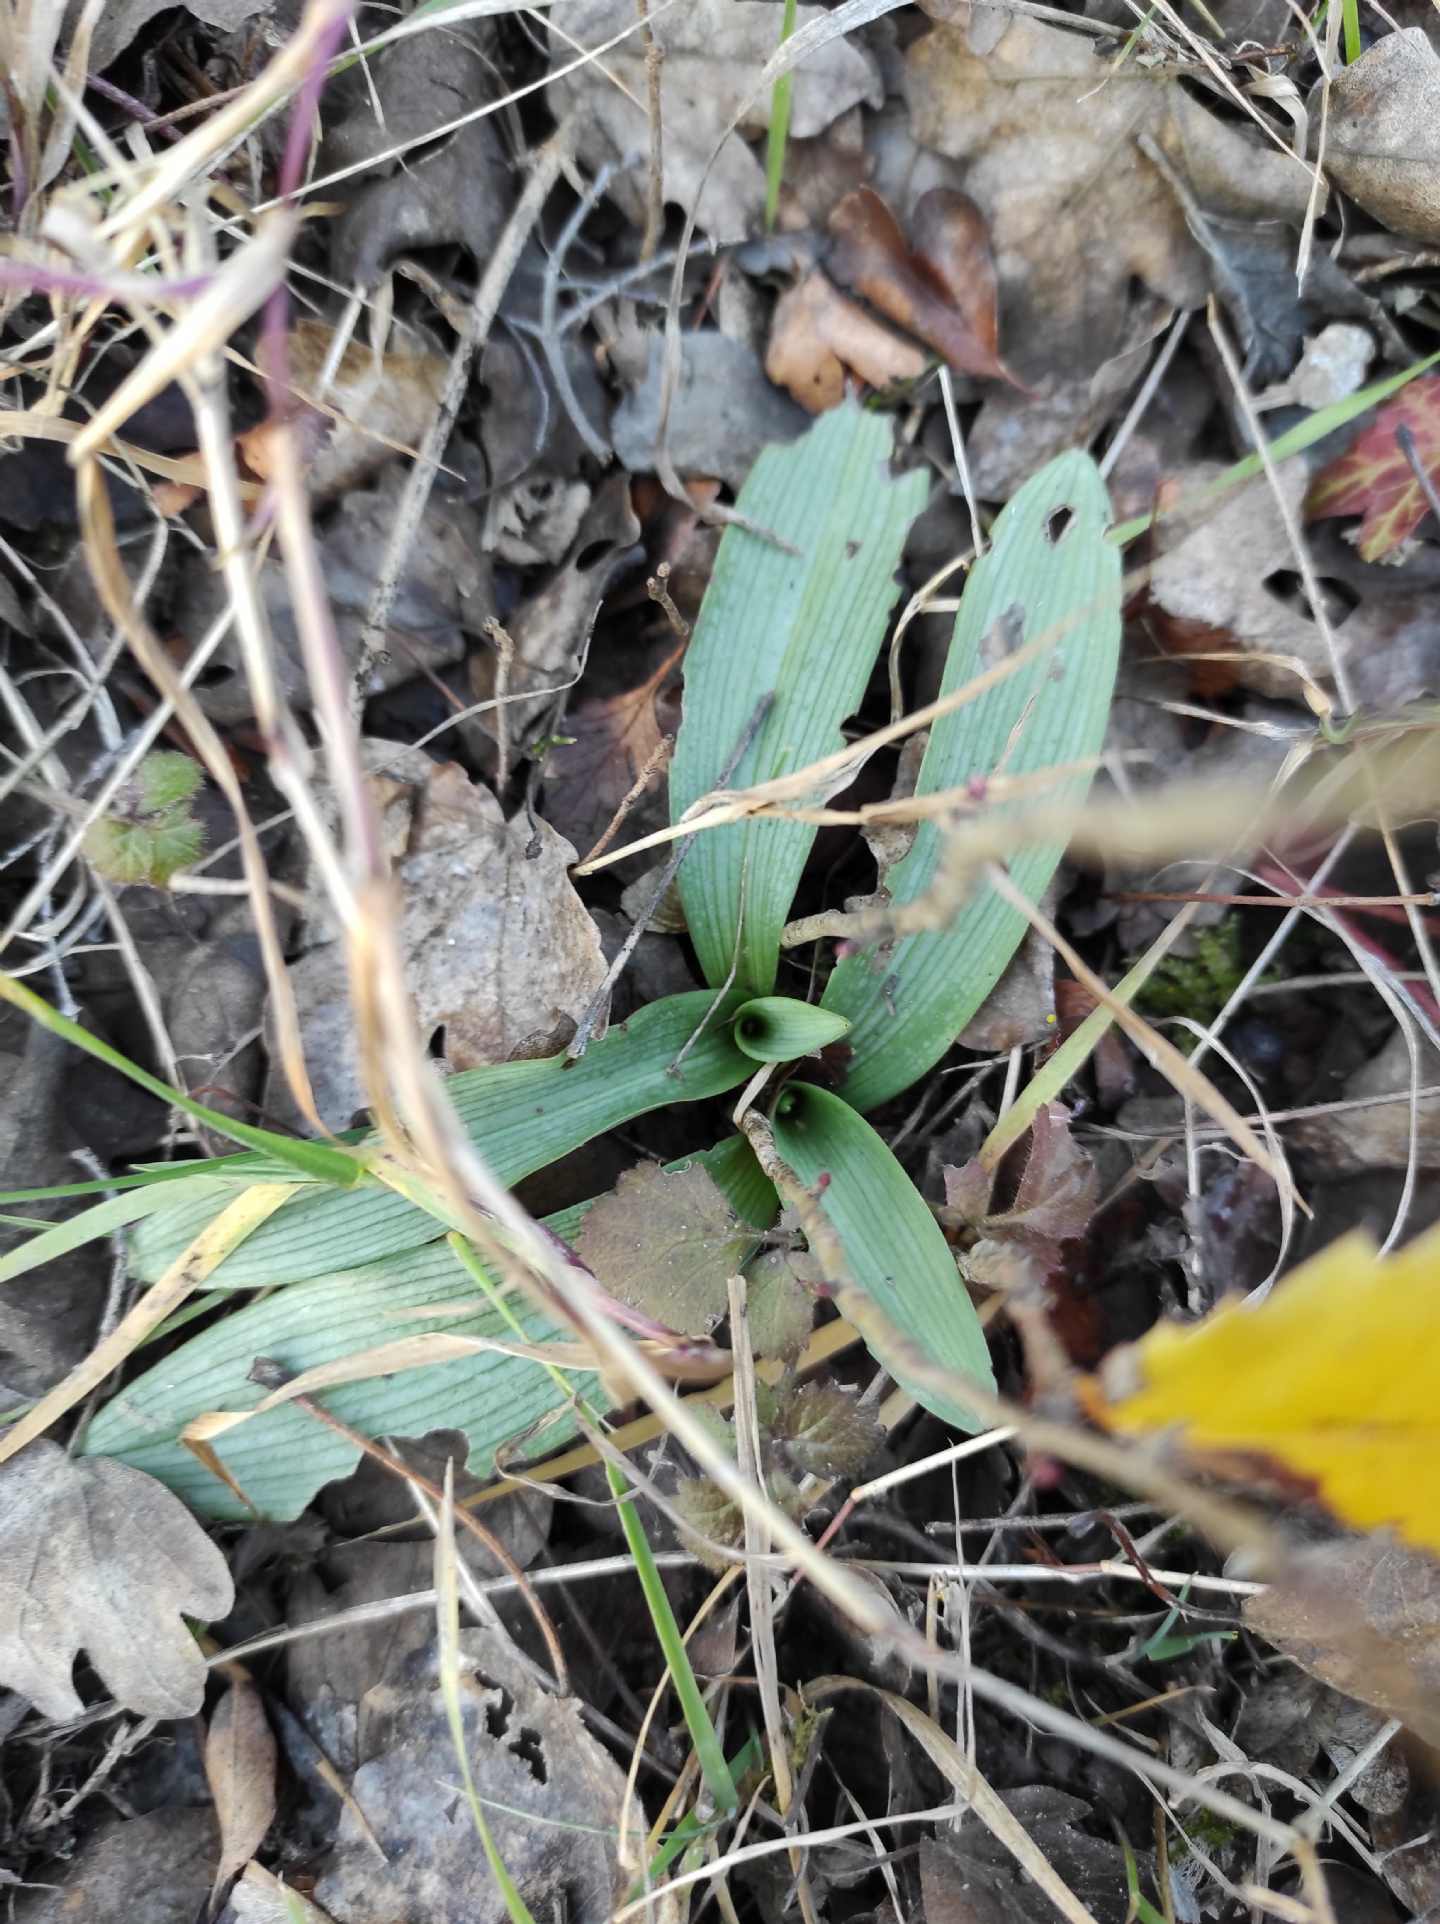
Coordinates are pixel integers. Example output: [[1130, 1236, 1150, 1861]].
[[821, 449, 1121, 1111]]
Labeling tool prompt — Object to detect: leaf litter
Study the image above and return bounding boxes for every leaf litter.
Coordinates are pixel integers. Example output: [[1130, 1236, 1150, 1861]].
[[6, 0, 1440, 1915]]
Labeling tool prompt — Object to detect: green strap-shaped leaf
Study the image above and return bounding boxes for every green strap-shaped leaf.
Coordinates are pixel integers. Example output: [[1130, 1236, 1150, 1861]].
[[768, 1082, 993, 1432], [669, 401, 930, 996], [129, 990, 754, 1288], [83, 1138, 775, 1521], [823, 451, 1121, 1112]]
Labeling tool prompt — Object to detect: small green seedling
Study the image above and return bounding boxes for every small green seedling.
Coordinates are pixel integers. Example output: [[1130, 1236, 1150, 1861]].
[[83, 751, 206, 886]]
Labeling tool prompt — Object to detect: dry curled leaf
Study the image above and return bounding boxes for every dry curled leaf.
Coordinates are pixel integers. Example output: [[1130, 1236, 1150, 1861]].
[[1244, 1541, 1440, 1751], [0, 1440, 233, 1719], [766, 269, 928, 413], [1086, 1222, 1440, 1555], [943, 1103, 1097, 1270], [548, 0, 881, 241], [542, 645, 682, 867], [1325, 29, 1440, 246], [575, 1162, 758, 1337], [826, 186, 1016, 384], [1306, 374, 1440, 562], [205, 1675, 278, 1912], [903, 7, 1312, 383], [238, 318, 447, 504]]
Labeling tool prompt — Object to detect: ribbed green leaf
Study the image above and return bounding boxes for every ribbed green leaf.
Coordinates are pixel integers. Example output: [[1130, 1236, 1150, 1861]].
[[733, 996, 850, 1063], [130, 991, 753, 1288], [85, 1137, 776, 1522], [768, 1082, 993, 1431], [669, 402, 930, 996], [823, 451, 1121, 1111]]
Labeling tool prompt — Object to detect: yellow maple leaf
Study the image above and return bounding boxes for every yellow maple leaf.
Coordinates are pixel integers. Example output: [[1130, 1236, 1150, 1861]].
[[1085, 1223, 1440, 1554]]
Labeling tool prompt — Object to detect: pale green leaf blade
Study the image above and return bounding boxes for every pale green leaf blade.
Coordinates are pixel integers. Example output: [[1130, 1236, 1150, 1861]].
[[823, 451, 1121, 1111], [81, 1239, 591, 1522], [769, 1083, 993, 1431], [670, 401, 929, 995], [129, 990, 752, 1288], [84, 1140, 775, 1521]]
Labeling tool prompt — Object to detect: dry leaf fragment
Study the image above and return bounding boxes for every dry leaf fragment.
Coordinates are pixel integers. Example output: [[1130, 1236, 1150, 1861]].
[[272, 751, 607, 1129], [1243, 1541, 1440, 1751], [575, 1162, 758, 1337], [1326, 29, 1440, 246], [904, 9, 1312, 382], [0, 1440, 233, 1719], [541, 645, 682, 866], [826, 186, 1016, 384], [766, 269, 928, 413], [314, 1626, 642, 1923], [548, 0, 882, 241], [205, 1676, 278, 1913], [1306, 374, 1440, 562], [613, 333, 809, 489], [238, 319, 447, 504], [943, 1103, 1097, 1271], [1086, 1222, 1440, 1556]]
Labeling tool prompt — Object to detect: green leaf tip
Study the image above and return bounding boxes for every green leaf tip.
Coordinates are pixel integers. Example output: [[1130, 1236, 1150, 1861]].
[[732, 996, 850, 1063]]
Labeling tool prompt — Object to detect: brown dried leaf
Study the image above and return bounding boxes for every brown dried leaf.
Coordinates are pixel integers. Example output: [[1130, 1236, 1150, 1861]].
[[944, 1104, 1097, 1271], [575, 1162, 757, 1336], [548, 0, 882, 241], [1327, 30, 1440, 246], [273, 750, 606, 1128], [1243, 1541, 1440, 1750], [314, 1626, 642, 1923], [826, 186, 1016, 384], [904, 8, 1312, 383], [205, 1676, 278, 1912], [542, 645, 682, 867], [0, 1440, 233, 1719], [238, 318, 447, 504], [766, 269, 929, 413], [993, 1102, 1099, 1256]]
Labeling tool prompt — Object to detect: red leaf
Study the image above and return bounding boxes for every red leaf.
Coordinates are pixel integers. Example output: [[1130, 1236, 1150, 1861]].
[[1306, 374, 1440, 562]]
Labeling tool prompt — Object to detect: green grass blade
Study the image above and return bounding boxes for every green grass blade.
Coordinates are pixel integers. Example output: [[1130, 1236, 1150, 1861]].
[[82, 1140, 774, 1521], [129, 990, 753, 1288], [823, 451, 1121, 1112], [0, 972, 363, 1185], [607, 1455, 740, 1813], [669, 401, 930, 997], [1109, 347, 1440, 546], [979, 911, 1200, 1168], [0, 1178, 230, 1288], [763, 0, 800, 231], [768, 1083, 994, 1430]]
